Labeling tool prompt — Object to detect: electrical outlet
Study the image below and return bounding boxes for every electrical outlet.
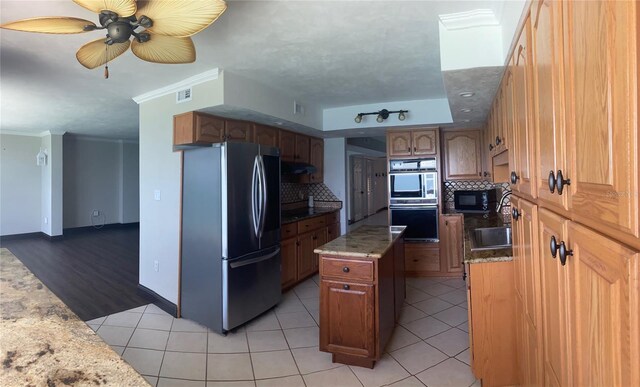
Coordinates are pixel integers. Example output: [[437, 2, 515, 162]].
[[154, 190, 161, 201], [44, 217, 48, 224], [154, 260, 159, 272], [92, 210, 100, 217]]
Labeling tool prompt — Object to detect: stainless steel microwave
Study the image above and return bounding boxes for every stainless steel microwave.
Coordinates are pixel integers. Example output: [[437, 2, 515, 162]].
[[453, 189, 497, 213], [389, 159, 438, 206]]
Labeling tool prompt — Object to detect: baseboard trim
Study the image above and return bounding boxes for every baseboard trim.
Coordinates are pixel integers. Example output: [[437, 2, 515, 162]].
[[63, 222, 140, 233], [0, 231, 63, 243], [137, 284, 178, 317]]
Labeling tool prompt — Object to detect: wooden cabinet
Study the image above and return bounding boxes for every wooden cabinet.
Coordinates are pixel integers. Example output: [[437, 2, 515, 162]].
[[511, 16, 537, 200], [253, 124, 278, 147], [312, 228, 327, 272], [174, 112, 225, 145], [327, 222, 340, 242], [281, 237, 297, 289], [387, 129, 438, 158], [295, 134, 310, 163], [297, 232, 316, 280], [532, 0, 570, 213], [468, 261, 517, 386], [224, 119, 253, 142], [538, 207, 571, 387], [278, 130, 296, 162], [319, 234, 404, 368], [565, 222, 639, 387], [440, 214, 463, 273], [308, 137, 324, 183], [562, 0, 639, 246], [441, 130, 483, 180], [404, 243, 440, 275]]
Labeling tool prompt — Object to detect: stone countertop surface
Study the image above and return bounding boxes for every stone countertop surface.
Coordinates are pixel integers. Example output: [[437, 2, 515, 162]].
[[0, 248, 150, 387], [281, 206, 340, 224], [314, 225, 406, 259], [461, 213, 514, 264]]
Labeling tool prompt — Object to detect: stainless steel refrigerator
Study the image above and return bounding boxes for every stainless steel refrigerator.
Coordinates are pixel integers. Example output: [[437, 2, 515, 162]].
[[181, 142, 281, 334]]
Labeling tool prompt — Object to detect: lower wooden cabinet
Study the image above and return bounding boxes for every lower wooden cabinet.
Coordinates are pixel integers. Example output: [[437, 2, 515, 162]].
[[440, 214, 463, 273], [280, 237, 298, 289], [297, 232, 316, 279], [404, 214, 463, 277]]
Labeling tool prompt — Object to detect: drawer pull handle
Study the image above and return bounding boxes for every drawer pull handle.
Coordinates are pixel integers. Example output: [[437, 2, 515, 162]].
[[342, 267, 350, 273], [343, 284, 350, 290]]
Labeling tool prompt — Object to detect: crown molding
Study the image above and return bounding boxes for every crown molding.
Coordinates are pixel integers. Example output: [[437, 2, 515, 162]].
[[0, 130, 54, 137], [132, 68, 220, 104]]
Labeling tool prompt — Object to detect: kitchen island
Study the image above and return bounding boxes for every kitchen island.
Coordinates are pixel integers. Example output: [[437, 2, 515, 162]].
[[0, 248, 149, 387], [314, 225, 406, 368]]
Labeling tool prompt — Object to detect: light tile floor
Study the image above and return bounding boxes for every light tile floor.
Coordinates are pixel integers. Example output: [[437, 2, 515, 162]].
[[87, 275, 477, 387]]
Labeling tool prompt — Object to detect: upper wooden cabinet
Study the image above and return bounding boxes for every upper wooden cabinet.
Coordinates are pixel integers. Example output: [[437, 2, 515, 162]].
[[253, 124, 278, 147], [308, 137, 324, 183], [387, 129, 438, 158], [562, 0, 639, 245], [295, 134, 310, 164], [532, 0, 570, 214], [278, 130, 296, 162], [441, 130, 483, 180], [225, 119, 253, 142], [174, 112, 225, 145], [511, 16, 537, 200]]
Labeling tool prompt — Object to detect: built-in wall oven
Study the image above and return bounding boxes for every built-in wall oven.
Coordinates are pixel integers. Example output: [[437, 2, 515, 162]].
[[389, 158, 439, 241]]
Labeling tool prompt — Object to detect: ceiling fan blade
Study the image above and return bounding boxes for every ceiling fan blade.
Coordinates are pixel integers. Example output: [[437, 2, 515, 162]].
[[76, 38, 131, 69], [136, 0, 227, 37], [131, 35, 195, 64], [0, 17, 96, 34], [73, 0, 137, 17]]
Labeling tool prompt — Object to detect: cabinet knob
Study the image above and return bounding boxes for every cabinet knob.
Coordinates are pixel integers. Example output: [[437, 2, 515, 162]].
[[548, 170, 557, 193], [445, 220, 449, 226], [478, 172, 481, 176], [343, 284, 350, 290], [512, 208, 520, 221], [555, 170, 571, 195], [407, 147, 411, 152], [489, 144, 494, 151], [549, 236, 558, 258], [558, 242, 573, 266], [483, 171, 489, 177], [510, 171, 520, 184], [496, 136, 502, 146], [342, 266, 350, 273], [413, 147, 417, 153]]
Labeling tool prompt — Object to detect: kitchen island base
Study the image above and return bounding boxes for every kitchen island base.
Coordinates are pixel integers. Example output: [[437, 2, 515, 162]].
[[315, 225, 406, 368]]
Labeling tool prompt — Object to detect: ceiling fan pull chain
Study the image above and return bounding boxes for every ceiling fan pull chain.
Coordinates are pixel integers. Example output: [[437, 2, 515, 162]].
[[104, 44, 109, 79]]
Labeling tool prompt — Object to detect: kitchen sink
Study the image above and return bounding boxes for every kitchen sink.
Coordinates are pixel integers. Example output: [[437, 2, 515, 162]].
[[470, 227, 512, 251]]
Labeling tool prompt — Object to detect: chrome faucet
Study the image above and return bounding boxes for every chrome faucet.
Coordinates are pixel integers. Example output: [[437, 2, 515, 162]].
[[496, 189, 512, 213]]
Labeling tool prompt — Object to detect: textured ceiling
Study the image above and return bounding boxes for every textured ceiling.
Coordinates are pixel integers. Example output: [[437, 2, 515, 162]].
[[442, 66, 504, 125], [1, 0, 509, 139]]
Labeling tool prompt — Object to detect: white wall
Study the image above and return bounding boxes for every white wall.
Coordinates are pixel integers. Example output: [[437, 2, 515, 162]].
[[323, 138, 347, 235], [439, 23, 503, 71], [121, 141, 139, 224], [499, 0, 527, 61], [0, 134, 42, 235], [41, 133, 63, 236], [63, 136, 121, 228], [138, 77, 225, 304], [322, 99, 453, 131]]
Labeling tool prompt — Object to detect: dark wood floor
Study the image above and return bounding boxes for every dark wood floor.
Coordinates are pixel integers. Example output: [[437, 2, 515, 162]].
[[1, 225, 152, 321]]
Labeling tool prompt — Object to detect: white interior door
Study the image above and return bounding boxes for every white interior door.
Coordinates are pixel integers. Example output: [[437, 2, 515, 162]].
[[350, 156, 365, 222]]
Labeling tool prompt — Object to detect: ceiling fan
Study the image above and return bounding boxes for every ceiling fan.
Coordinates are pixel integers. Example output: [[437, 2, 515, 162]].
[[0, 0, 227, 78]]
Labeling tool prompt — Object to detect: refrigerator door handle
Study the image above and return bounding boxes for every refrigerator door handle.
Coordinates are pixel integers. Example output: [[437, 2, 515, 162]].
[[258, 155, 267, 239], [229, 248, 280, 268], [251, 156, 260, 238]]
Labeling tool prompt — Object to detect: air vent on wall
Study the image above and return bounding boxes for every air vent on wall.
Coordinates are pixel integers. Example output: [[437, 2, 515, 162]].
[[176, 88, 192, 103], [293, 100, 304, 115]]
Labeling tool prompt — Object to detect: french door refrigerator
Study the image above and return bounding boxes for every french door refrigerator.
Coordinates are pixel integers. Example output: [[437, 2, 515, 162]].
[[181, 142, 281, 334]]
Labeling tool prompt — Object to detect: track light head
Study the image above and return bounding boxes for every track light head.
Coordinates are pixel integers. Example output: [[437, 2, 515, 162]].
[[354, 114, 362, 123], [398, 111, 406, 121], [376, 114, 384, 123]]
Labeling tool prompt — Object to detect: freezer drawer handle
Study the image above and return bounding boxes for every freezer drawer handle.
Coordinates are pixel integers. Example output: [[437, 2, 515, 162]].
[[229, 248, 281, 269]]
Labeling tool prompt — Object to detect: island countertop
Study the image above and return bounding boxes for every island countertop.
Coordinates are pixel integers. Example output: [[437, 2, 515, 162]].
[[313, 225, 406, 259], [0, 248, 149, 387]]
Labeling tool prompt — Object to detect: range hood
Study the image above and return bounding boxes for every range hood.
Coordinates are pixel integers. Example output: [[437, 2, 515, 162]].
[[281, 161, 317, 175]]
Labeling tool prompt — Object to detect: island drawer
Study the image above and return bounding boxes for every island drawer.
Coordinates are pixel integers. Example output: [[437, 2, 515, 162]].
[[281, 222, 297, 239], [321, 257, 374, 282], [298, 216, 327, 233]]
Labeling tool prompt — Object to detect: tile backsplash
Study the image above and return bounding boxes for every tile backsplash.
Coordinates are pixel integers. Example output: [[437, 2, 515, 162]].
[[281, 182, 340, 204], [443, 180, 511, 215]]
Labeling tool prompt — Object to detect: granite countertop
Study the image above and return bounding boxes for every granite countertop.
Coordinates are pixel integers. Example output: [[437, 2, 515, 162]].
[[281, 207, 340, 224], [0, 248, 149, 387], [314, 225, 407, 259], [461, 213, 514, 264]]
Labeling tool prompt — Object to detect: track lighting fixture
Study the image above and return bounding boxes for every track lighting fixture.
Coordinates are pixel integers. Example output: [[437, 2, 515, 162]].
[[354, 109, 408, 123]]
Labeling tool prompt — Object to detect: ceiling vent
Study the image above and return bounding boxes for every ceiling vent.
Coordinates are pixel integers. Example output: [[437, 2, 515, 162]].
[[176, 88, 192, 103], [293, 100, 304, 115]]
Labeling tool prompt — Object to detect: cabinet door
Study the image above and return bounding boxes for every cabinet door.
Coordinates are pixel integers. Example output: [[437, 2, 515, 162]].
[[563, 0, 639, 245], [281, 237, 298, 289], [319, 280, 375, 358], [297, 232, 315, 279], [278, 130, 296, 162], [566, 222, 639, 387], [440, 215, 463, 273], [295, 134, 310, 164], [500, 68, 514, 154], [312, 228, 328, 272], [538, 208, 571, 387], [512, 17, 537, 199], [253, 124, 278, 147], [532, 0, 569, 212], [442, 131, 482, 180], [412, 130, 437, 156], [196, 113, 225, 143], [225, 119, 253, 142], [387, 132, 412, 157], [309, 137, 324, 183], [327, 222, 340, 242]]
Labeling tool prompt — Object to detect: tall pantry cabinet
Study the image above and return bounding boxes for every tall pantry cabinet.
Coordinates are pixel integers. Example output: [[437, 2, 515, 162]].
[[505, 1, 640, 386]]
